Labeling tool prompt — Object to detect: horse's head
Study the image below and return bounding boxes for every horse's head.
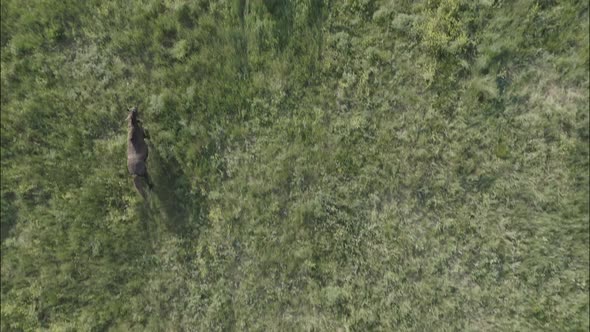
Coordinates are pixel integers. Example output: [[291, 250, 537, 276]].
[[127, 106, 139, 125]]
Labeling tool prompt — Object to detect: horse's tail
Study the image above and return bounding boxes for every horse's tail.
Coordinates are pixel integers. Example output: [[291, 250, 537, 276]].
[[133, 175, 148, 200]]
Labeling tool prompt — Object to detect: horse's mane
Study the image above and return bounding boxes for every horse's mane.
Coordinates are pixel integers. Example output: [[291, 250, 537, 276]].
[[127, 112, 140, 141]]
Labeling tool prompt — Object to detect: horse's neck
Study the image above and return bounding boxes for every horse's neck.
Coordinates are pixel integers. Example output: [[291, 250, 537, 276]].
[[128, 124, 134, 139], [128, 124, 141, 142]]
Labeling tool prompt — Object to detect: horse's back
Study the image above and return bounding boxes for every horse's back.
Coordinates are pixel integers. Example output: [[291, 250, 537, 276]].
[[127, 128, 148, 158], [127, 141, 147, 158], [128, 158, 147, 176], [127, 134, 148, 176]]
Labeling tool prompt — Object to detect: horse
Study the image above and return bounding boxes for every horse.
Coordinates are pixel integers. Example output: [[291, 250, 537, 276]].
[[127, 106, 153, 199]]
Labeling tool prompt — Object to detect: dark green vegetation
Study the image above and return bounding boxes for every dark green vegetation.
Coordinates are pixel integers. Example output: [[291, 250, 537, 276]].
[[1, 0, 589, 330]]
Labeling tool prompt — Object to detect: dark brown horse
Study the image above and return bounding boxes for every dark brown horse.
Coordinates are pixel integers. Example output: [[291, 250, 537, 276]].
[[127, 106, 153, 199]]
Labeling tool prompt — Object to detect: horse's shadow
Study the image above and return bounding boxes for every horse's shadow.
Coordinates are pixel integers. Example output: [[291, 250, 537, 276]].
[[137, 146, 205, 241]]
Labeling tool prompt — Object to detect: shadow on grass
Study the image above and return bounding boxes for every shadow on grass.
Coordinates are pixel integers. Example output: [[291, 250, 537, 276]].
[[137, 146, 206, 241]]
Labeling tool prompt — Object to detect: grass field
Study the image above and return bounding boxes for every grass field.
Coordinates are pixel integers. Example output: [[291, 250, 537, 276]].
[[1, 0, 589, 330]]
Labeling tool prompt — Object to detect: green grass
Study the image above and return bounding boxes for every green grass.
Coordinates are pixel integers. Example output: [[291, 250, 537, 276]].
[[1, 0, 588, 330]]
